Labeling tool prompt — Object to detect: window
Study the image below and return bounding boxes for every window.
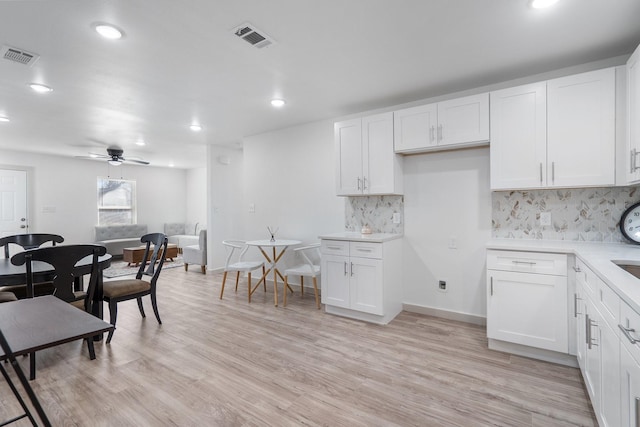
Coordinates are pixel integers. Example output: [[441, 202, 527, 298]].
[[97, 177, 136, 225]]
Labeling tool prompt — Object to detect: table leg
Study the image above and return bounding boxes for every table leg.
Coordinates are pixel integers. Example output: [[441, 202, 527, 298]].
[[91, 273, 105, 341], [273, 246, 278, 306]]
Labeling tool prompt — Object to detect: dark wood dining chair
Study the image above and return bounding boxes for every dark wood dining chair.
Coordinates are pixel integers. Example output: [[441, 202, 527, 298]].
[[10, 244, 107, 379], [0, 233, 64, 258], [102, 233, 168, 343]]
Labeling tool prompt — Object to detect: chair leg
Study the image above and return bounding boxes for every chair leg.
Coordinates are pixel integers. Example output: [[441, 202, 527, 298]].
[[262, 266, 266, 291], [106, 301, 118, 344], [234, 271, 240, 292], [220, 271, 228, 299], [184, 263, 188, 271], [150, 293, 162, 324], [312, 277, 320, 309], [201, 265, 206, 274], [283, 275, 288, 307], [137, 297, 146, 318], [86, 338, 96, 360], [29, 352, 36, 381], [247, 272, 252, 303]]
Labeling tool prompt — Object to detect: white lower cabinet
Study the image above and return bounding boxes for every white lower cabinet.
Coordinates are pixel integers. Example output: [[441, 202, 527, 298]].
[[621, 343, 640, 427], [320, 237, 401, 324], [486, 250, 568, 353]]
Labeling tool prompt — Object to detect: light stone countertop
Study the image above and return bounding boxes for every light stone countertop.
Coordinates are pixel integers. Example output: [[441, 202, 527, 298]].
[[488, 239, 640, 314], [319, 232, 403, 243]]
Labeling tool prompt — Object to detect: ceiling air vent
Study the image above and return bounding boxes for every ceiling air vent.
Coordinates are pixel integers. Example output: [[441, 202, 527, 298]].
[[1, 45, 40, 66], [233, 23, 274, 49]]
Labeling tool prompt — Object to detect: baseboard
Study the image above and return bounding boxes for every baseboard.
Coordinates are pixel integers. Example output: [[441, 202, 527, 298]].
[[488, 339, 578, 367], [403, 303, 486, 326]]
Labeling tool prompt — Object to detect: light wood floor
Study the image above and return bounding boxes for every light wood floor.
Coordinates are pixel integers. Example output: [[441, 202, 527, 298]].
[[1, 268, 597, 426]]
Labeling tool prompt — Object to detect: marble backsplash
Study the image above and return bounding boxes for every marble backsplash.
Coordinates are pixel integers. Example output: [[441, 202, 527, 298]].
[[492, 187, 640, 242], [345, 195, 404, 234]]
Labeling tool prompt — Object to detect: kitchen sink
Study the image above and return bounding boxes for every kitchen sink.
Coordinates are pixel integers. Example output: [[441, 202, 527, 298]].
[[613, 260, 640, 279]]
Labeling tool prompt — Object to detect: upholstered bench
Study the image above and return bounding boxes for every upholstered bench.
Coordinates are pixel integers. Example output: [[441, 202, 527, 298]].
[[95, 224, 148, 256]]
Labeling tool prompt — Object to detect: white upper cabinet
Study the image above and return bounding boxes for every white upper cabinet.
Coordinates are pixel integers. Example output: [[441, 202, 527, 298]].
[[335, 112, 403, 196], [490, 82, 547, 189], [627, 43, 640, 183], [394, 93, 489, 154], [490, 67, 616, 190], [547, 68, 615, 188]]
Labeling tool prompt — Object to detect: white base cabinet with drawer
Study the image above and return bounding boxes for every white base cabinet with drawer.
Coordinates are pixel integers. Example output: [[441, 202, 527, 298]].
[[320, 238, 402, 324], [487, 250, 568, 354]]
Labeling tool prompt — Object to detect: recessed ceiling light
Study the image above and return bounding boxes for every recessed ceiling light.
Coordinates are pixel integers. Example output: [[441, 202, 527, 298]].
[[168, 163, 175, 168], [0, 116, 9, 122], [271, 99, 285, 107], [530, 0, 560, 9], [95, 24, 123, 39], [190, 124, 202, 132], [136, 141, 146, 146], [29, 83, 52, 93]]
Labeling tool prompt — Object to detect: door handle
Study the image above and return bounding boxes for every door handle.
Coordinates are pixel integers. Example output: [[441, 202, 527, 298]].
[[350, 262, 354, 276], [357, 177, 361, 190], [574, 294, 582, 317], [552, 162, 555, 184], [343, 262, 347, 276], [619, 324, 640, 345], [490, 277, 493, 296], [363, 177, 368, 191], [539, 163, 543, 184]]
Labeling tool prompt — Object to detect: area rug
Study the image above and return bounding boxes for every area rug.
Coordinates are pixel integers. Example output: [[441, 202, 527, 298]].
[[103, 256, 185, 278]]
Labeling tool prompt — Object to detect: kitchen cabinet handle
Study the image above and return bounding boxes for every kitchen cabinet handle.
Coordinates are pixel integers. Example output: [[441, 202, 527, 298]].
[[350, 262, 354, 276], [355, 248, 373, 252], [490, 277, 493, 296], [619, 324, 640, 344], [539, 163, 543, 184], [363, 177, 368, 190], [635, 397, 640, 427], [574, 293, 582, 318], [573, 265, 581, 273], [512, 260, 537, 266], [552, 162, 555, 184], [357, 177, 361, 190], [631, 149, 636, 174], [327, 245, 342, 250], [437, 124, 442, 142], [430, 125, 435, 143], [344, 262, 348, 276], [585, 314, 591, 346], [588, 317, 598, 349]]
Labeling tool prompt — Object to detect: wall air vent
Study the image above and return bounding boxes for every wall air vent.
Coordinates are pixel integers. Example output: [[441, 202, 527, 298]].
[[232, 23, 274, 49], [1, 45, 40, 66]]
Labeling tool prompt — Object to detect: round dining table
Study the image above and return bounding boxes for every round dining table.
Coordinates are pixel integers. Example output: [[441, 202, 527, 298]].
[[245, 239, 301, 306]]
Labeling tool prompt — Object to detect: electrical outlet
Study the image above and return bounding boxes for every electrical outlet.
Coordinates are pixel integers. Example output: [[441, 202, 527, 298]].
[[540, 212, 551, 226], [449, 237, 457, 249], [248, 203, 255, 213], [392, 212, 401, 224], [438, 280, 447, 292]]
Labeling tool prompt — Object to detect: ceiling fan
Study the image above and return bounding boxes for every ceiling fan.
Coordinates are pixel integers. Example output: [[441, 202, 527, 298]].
[[77, 147, 149, 166]]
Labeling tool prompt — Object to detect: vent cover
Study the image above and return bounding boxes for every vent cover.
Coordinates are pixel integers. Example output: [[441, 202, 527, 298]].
[[233, 23, 274, 49], [1, 45, 40, 66]]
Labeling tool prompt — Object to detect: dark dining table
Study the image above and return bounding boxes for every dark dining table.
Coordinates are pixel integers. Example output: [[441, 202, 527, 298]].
[[0, 254, 112, 321]]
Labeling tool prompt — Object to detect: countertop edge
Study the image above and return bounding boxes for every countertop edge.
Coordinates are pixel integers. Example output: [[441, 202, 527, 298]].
[[319, 232, 403, 243]]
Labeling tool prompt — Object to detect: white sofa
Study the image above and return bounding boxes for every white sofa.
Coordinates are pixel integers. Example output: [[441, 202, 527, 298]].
[[164, 222, 205, 250], [95, 224, 148, 256], [183, 229, 207, 273]]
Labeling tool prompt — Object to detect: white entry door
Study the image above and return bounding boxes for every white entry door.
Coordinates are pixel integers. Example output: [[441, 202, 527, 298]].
[[0, 169, 28, 237]]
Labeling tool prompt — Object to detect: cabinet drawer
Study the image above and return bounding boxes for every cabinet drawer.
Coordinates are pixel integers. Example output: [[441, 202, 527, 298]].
[[321, 240, 349, 256], [621, 301, 640, 364], [349, 242, 382, 259], [597, 279, 620, 330], [487, 250, 567, 276], [576, 259, 598, 299]]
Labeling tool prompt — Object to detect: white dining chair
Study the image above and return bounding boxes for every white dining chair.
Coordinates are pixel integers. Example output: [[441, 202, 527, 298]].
[[283, 243, 321, 309], [220, 240, 266, 303]]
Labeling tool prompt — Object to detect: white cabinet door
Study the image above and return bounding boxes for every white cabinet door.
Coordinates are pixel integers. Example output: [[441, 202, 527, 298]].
[[584, 298, 601, 414], [362, 112, 396, 195], [335, 118, 363, 196], [621, 344, 640, 427], [599, 316, 621, 427], [393, 103, 437, 152], [321, 254, 350, 308], [627, 43, 640, 183], [487, 270, 568, 352], [437, 93, 489, 147], [350, 257, 383, 315], [575, 280, 587, 370], [490, 82, 547, 190], [547, 68, 616, 187]]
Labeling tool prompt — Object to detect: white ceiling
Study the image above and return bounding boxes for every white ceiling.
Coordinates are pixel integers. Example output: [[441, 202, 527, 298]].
[[1, 0, 639, 169]]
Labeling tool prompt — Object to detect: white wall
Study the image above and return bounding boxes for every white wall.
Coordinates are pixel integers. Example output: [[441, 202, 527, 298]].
[[0, 149, 187, 244], [233, 120, 344, 269], [402, 148, 492, 318], [185, 167, 207, 226]]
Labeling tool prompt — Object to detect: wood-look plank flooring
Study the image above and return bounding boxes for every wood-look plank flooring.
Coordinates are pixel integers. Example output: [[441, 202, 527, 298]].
[[0, 268, 597, 426]]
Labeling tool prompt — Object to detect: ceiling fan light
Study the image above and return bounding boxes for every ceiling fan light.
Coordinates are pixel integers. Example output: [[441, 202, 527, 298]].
[[29, 83, 53, 93], [108, 159, 122, 166], [530, 0, 560, 9], [95, 24, 123, 39]]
